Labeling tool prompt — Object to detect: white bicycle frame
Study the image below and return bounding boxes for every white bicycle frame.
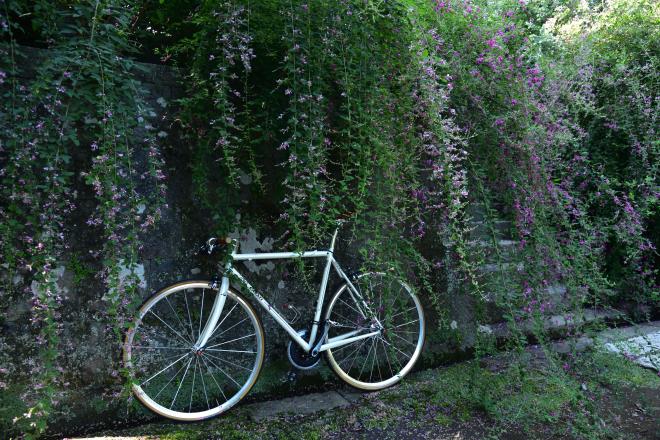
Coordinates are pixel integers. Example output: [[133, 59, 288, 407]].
[[193, 229, 380, 355]]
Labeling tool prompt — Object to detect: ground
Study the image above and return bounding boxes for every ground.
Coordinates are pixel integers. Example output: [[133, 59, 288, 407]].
[[71, 346, 659, 440]]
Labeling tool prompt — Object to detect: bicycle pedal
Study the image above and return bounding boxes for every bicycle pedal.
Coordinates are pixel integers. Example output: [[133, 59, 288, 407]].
[[283, 370, 298, 383]]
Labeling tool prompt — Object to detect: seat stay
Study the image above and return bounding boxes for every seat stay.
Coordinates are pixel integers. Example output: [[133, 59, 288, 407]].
[[330, 259, 373, 321]]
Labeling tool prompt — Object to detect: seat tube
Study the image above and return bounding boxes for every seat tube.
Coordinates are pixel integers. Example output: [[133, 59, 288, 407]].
[[308, 252, 333, 345], [195, 275, 230, 349]]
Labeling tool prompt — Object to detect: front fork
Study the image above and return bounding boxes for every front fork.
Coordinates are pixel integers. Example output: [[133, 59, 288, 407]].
[[193, 275, 229, 350]]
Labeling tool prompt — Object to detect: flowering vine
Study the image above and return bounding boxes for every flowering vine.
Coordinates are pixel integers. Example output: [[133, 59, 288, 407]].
[[1, 0, 166, 435]]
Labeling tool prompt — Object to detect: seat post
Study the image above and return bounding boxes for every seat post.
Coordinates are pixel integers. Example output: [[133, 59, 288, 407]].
[[329, 227, 339, 252]]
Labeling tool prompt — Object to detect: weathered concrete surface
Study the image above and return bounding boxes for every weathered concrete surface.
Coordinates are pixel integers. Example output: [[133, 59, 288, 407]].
[[485, 307, 623, 340], [245, 390, 355, 421], [601, 323, 660, 371], [598, 321, 660, 343], [550, 321, 660, 366]]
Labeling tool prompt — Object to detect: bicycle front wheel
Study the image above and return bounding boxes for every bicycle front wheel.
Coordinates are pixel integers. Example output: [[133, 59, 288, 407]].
[[123, 280, 264, 421], [324, 272, 425, 391]]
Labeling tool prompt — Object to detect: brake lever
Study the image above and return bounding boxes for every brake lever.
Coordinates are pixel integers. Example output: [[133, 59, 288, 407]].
[[195, 237, 218, 256], [205, 237, 218, 255], [196, 237, 234, 257]]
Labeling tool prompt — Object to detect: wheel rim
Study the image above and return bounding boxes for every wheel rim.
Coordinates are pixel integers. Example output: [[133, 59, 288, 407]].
[[123, 282, 264, 420], [325, 272, 425, 390]]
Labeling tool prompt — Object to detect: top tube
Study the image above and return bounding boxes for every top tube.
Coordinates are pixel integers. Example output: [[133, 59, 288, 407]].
[[231, 250, 331, 261], [228, 223, 342, 259]]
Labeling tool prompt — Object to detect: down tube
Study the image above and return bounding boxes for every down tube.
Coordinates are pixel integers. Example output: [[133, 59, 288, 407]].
[[230, 268, 310, 351]]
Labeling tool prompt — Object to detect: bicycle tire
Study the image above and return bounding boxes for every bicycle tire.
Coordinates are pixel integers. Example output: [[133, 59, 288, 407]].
[[324, 272, 425, 390], [123, 280, 264, 421]]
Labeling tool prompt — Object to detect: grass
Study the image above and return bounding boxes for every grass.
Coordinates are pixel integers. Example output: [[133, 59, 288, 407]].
[[67, 347, 660, 439]]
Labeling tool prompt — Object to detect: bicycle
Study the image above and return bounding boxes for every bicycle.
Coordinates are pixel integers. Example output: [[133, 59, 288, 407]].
[[122, 226, 426, 421]]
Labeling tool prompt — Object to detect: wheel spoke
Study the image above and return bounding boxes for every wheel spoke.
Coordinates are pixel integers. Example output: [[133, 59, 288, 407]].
[[325, 273, 424, 389], [339, 297, 363, 318], [338, 337, 367, 369], [390, 306, 417, 320], [358, 338, 376, 380], [389, 330, 417, 346], [381, 336, 413, 361], [152, 356, 191, 400], [205, 332, 256, 349], [189, 356, 198, 412], [184, 290, 196, 341], [141, 352, 190, 387], [170, 356, 194, 408], [379, 337, 394, 377], [200, 354, 228, 401], [207, 303, 238, 341], [204, 348, 256, 354], [197, 356, 211, 410], [203, 351, 254, 372], [207, 316, 248, 345], [367, 276, 377, 307], [165, 296, 194, 343], [376, 277, 383, 318], [390, 329, 418, 335], [369, 338, 378, 382], [203, 354, 242, 388], [149, 310, 192, 347], [332, 310, 361, 328], [390, 319, 419, 329], [124, 284, 263, 419]]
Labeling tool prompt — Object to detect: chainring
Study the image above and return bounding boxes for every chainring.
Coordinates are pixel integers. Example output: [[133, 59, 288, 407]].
[[287, 330, 321, 370]]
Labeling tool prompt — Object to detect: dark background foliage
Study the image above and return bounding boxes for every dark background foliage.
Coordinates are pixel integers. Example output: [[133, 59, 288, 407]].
[[0, 0, 657, 437]]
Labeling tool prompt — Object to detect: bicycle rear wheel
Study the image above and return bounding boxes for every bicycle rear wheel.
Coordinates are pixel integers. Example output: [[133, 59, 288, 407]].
[[123, 280, 264, 421], [324, 272, 425, 390]]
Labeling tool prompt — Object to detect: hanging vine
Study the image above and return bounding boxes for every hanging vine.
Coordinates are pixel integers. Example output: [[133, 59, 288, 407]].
[[0, 0, 657, 436], [1, 0, 166, 435]]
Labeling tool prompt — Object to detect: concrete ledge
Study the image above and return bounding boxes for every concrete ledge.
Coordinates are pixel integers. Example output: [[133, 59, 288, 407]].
[[244, 390, 355, 421]]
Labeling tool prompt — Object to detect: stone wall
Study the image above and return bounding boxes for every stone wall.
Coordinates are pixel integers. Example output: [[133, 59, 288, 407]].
[[0, 47, 604, 438]]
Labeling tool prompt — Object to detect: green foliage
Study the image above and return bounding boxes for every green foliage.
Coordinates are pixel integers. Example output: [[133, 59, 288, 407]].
[[89, 349, 660, 439], [67, 253, 95, 288], [1, 0, 166, 436], [0, 0, 657, 436]]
